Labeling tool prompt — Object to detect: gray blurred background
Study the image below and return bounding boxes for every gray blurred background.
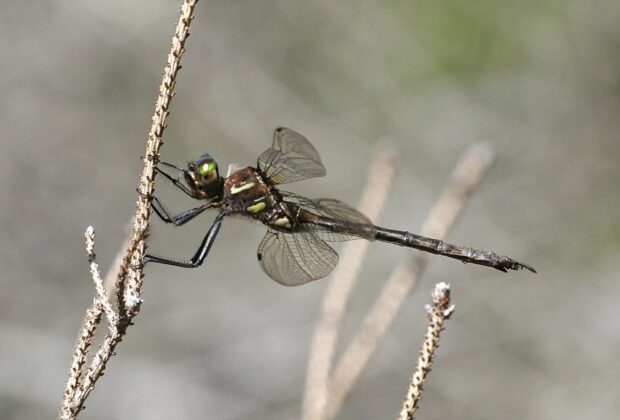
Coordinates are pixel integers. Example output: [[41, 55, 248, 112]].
[[1, 1, 619, 419]]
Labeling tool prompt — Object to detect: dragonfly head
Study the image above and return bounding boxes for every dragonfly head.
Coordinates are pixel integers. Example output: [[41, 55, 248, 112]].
[[186, 154, 222, 199]]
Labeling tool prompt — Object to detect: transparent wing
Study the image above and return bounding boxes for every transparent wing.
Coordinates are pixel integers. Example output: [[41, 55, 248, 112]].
[[257, 127, 326, 185], [257, 229, 339, 286], [281, 192, 372, 242]]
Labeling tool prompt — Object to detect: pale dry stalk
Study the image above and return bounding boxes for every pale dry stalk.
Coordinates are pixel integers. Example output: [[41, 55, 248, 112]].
[[324, 144, 494, 419], [398, 282, 455, 420], [61, 307, 101, 410], [122, 0, 199, 317], [103, 222, 133, 299], [86, 227, 117, 325], [302, 150, 396, 420], [59, 2, 199, 418], [66, 228, 120, 412], [60, 228, 119, 418]]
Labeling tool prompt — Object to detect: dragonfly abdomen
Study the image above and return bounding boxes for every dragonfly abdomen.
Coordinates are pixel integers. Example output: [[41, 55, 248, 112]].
[[297, 214, 377, 241], [373, 226, 535, 273]]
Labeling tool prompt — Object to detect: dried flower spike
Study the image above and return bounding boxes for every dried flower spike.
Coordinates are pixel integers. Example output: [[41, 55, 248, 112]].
[[398, 282, 455, 420]]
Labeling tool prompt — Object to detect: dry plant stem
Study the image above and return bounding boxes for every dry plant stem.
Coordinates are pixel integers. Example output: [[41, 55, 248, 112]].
[[302, 150, 397, 420], [60, 228, 118, 418], [59, 2, 198, 418], [324, 144, 494, 419], [103, 222, 134, 299], [61, 307, 101, 409], [398, 282, 455, 420], [122, 0, 198, 317]]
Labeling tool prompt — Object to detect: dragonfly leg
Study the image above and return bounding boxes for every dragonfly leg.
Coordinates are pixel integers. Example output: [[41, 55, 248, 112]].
[[151, 197, 211, 226], [146, 212, 225, 268], [155, 165, 196, 198], [159, 160, 187, 172], [135, 187, 194, 225]]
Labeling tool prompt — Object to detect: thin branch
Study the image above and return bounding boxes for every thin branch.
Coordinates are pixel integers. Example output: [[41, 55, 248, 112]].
[[302, 149, 397, 420], [103, 221, 133, 299], [59, 2, 199, 418], [85, 227, 118, 325], [324, 144, 494, 419], [66, 228, 121, 413], [61, 307, 101, 411], [398, 282, 455, 420], [60, 228, 118, 418], [121, 0, 199, 317]]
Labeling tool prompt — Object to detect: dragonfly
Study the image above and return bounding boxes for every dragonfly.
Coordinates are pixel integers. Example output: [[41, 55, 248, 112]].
[[145, 127, 535, 286]]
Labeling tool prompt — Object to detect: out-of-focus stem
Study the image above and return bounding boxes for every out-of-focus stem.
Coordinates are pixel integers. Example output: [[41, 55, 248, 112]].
[[398, 282, 455, 420], [302, 149, 396, 420], [324, 144, 494, 419]]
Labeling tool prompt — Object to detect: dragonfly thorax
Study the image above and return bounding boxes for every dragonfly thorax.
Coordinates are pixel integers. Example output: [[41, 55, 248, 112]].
[[223, 167, 304, 233]]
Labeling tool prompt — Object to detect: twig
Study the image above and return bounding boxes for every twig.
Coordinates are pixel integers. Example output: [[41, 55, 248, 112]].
[[121, 0, 199, 317], [60, 228, 119, 418], [66, 229, 121, 413], [85, 227, 118, 325], [302, 149, 397, 420], [103, 221, 133, 299], [59, 2, 199, 418], [398, 282, 455, 420], [61, 306, 101, 412], [324, 144, 494, 419]]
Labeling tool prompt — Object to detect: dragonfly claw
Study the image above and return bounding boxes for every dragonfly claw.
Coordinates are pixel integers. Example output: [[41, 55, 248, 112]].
[[136, 188, 153, 200], [130, 260, 146, 270], [142, 153, 160, 164], [519, 261, 537, 273], [497, 256, 536, 273]]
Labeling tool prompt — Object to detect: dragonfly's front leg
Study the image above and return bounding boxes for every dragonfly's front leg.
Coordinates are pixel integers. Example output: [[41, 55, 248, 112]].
[[155, 163, 196, 198], [151, 196, 211, 226], [146, 212, 226, 268]]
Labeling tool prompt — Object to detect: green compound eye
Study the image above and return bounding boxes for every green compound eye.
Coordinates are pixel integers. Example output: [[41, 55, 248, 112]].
[[197, 161, 214, 176]]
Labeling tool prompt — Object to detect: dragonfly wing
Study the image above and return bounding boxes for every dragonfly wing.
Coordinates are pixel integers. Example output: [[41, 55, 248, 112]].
[[312, 198, 373, 241], [257, 127, 326, 185], [282, 192, 372, 242], [257, 229, 338, 286], [313, 199, 371, 223]]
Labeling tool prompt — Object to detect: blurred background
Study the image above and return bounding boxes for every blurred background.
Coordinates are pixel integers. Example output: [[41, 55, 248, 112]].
[[1, 1, 619, 419]]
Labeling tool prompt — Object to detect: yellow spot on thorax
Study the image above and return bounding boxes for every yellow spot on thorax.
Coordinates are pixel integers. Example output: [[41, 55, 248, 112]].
[[230, 181, 255, 195], [273, 217, 291, 227], [246, 202, 266, 213]]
